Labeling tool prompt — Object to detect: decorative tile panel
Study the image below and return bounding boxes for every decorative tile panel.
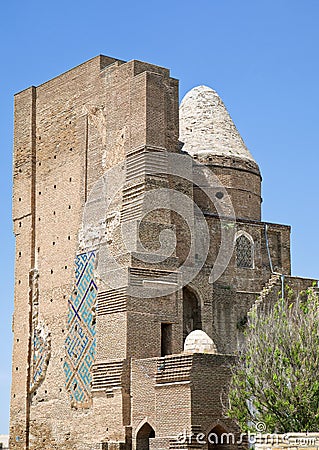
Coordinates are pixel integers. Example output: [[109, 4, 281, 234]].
[[64, 251, 97, 407]]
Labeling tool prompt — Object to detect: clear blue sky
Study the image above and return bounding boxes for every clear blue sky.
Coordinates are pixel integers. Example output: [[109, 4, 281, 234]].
[[1, 0, 318, 434]]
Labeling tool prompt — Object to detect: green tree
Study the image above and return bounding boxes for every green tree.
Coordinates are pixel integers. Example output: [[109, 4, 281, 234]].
[[228, 287, 319, 433]]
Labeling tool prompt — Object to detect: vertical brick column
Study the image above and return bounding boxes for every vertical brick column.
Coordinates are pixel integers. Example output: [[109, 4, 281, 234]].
[[10, 86, 37, 450]]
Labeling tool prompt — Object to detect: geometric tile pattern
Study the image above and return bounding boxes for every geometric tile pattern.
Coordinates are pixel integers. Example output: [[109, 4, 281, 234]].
[[63, 251, 97, 406], [236, 234, 253, 268]]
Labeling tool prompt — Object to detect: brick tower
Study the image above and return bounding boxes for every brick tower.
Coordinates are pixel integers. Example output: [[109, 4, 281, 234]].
[[10, 55, 316, 450]]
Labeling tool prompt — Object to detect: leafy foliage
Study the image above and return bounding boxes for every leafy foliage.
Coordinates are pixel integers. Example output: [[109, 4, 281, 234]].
[[228, 288, 319, 433]]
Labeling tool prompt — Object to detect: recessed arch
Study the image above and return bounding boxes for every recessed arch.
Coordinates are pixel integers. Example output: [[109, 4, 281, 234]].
[[136, 421, 155, 450], [207, 423, 234, 450], [235, 230, 254, 269], [183, 285, 202, 341]]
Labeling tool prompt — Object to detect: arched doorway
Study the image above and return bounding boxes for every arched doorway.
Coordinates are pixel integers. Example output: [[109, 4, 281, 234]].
[[207, 425, 234, 450], [183, 286, 202, 341], [136, 422, 155, 450]]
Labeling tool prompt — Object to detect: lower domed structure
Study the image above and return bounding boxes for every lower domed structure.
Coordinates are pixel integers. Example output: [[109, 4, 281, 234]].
[[183, 330, 217, 354]]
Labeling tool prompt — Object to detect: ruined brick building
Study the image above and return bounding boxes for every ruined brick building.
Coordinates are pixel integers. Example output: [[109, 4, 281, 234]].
[[10, 55, 316, 450]]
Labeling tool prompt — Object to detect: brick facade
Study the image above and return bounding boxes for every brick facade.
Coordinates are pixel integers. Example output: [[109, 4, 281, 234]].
[[10, 55, 317, 450]]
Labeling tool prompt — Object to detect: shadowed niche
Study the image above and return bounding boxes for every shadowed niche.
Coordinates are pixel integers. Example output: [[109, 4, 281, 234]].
[[136, 423, 155, 450], [183, 286, 202, 341]]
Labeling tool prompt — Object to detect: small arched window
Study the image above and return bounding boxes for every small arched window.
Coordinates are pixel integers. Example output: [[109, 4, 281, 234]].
[[236, 233, 254, 268]]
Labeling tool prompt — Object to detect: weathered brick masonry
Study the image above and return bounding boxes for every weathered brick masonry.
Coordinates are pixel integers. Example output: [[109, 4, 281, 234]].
[[10, 55, 317, 450]]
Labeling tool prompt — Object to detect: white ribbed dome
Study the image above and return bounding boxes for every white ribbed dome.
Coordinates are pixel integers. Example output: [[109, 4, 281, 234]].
[[183, 330, 217, 354], [179, 85, 255, 162]]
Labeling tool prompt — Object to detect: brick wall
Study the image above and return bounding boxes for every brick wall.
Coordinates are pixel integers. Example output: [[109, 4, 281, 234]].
[[10, 54, 317, 450]]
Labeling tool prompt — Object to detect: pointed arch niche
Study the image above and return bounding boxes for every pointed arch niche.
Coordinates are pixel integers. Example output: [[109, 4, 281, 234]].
[[208, 424, 233, 450], [136, 422, 155, 450], [235, 231, 254, 269], [182, 286, 202, 341]]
